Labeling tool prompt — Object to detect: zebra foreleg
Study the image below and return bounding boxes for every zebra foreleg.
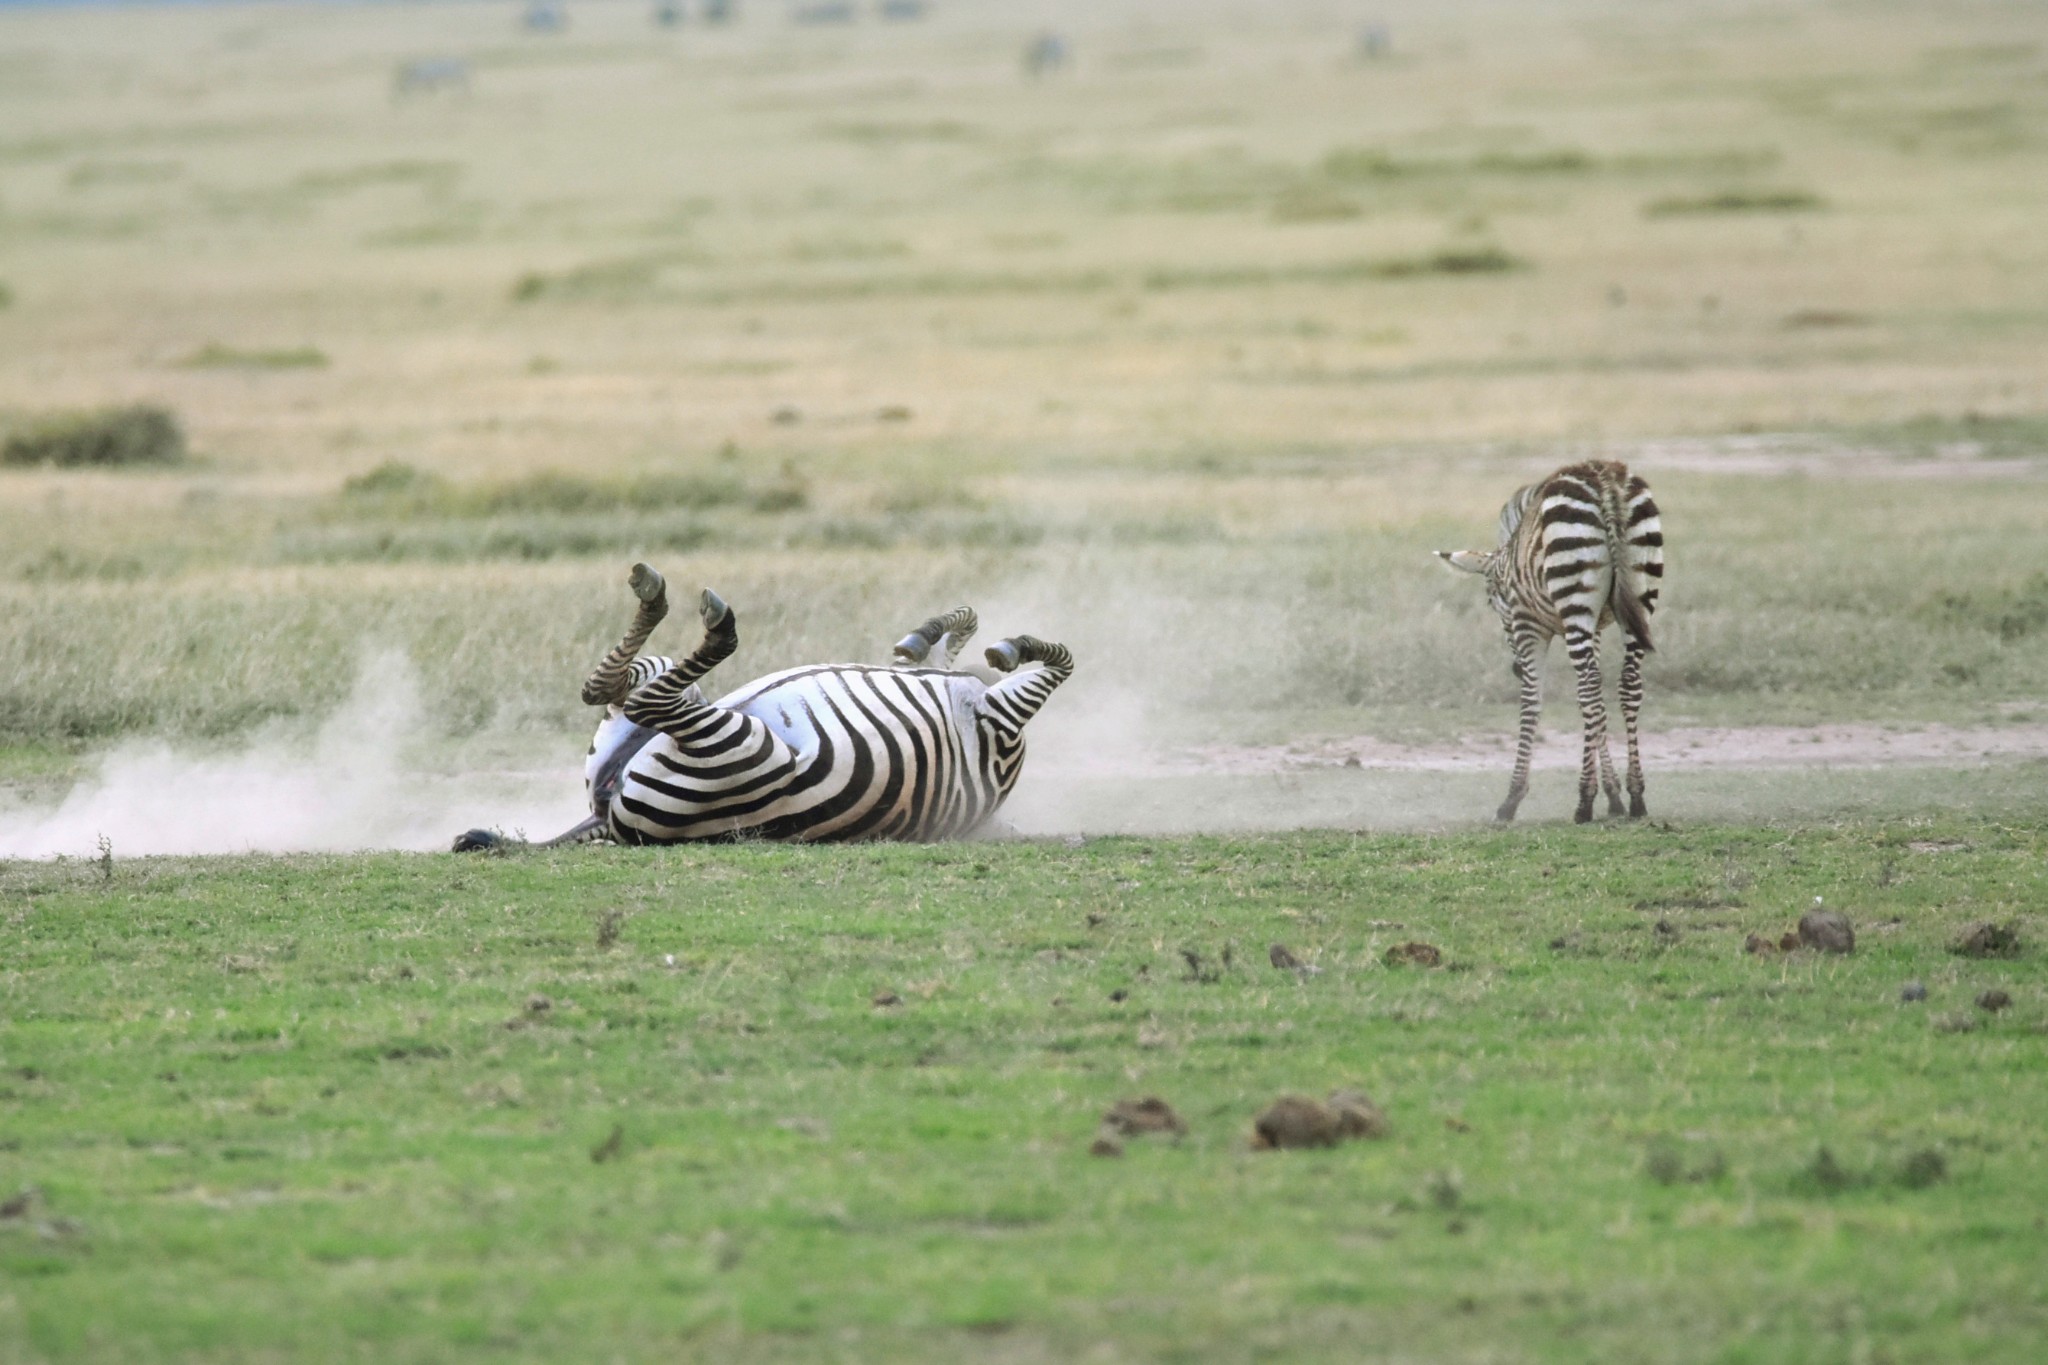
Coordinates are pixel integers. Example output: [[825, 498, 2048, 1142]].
[[580, 562, 670, 706], [621, 588, 738, 731], [892, 605, 978, 667], [1620, 636, 1648, 818], [1564, 627, 1611, 824], [1497, 633, 1543, 823]]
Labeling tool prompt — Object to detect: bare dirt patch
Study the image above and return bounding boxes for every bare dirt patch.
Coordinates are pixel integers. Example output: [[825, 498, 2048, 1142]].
[[1173, 722, 2048, 778]]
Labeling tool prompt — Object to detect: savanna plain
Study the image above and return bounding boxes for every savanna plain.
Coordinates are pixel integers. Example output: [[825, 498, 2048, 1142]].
[[2, 0, 2046, 1360]]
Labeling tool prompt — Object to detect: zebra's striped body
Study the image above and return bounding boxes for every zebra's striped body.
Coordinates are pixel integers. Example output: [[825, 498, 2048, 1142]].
[[456, 565, 1072, 850], [1438, 459, 1664, 823]]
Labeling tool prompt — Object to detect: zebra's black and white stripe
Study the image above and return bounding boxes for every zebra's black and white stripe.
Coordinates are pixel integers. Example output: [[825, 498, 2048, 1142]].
[[457, 564, 1072, 849], [1437, 459, 1664, 823]]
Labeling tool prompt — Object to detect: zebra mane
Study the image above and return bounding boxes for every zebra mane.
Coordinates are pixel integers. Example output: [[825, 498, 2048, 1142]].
[[1496, 484, 1539, 546]]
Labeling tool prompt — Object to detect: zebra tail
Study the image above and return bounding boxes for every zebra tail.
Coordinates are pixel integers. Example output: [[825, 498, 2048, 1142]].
[[1600, 478, 1655, 652]]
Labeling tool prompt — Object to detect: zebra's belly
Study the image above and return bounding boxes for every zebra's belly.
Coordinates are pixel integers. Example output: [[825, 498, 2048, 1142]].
[[610, 664, 1007, 844]]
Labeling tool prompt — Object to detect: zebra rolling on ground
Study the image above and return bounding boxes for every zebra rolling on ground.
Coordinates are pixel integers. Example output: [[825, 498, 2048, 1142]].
[[1436, 459, 1664, 824], [453, 564, 1073, 849]]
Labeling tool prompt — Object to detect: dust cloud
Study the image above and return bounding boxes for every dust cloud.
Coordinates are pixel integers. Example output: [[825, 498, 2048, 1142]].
[[0, 652, 584, 860]]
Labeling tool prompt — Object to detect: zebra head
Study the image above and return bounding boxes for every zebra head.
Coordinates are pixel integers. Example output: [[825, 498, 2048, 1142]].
[[1434, 549, 1494, 575]]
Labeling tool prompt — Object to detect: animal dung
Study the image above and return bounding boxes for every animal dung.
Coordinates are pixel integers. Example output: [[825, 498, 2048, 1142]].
[[1091, 1095, 1186, 1156], [1975, 989, 2012, 1014], [1900, 980, 1928, 1003], [1251, 1090, 1389, 1150], [870, 989, 902, 1008], [1101, 1096, 1188, 1138], [1953, 922, 2022, 959], [1269, 942, 1304, 970], [1382, 941, 1443, 968], [1798, 909, 1855, 954]]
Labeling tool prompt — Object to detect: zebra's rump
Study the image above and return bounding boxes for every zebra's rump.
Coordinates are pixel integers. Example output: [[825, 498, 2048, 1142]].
[[609, 663, 1016, 845], [1523, 459, 1662, 641]]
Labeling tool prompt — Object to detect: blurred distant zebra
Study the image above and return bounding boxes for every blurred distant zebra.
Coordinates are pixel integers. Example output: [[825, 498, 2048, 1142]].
[[1436, 459, 1664, 824], [454, 565, 1071, 849]]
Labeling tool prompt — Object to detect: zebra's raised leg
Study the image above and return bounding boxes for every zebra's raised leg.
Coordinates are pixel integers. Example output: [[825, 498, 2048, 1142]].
[[893, 606, 978, 668], [979, 635, 1075, 734], [580, 562, 670, 706], [1497, 630, 1544, 824], [1564, 626, 1610, 824], [620, 588, 738, 731], [1620, 636, 1648, 818]]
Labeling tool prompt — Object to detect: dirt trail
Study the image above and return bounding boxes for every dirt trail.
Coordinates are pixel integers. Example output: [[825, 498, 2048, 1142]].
[[1164, 722, 2048, 777]]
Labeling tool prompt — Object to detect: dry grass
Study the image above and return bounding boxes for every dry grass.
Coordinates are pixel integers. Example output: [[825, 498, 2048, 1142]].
[[0, 0, 2045, 760]]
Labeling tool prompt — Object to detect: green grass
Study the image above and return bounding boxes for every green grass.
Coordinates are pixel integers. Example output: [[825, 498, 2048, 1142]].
[[3, 821, 2044, 1362]]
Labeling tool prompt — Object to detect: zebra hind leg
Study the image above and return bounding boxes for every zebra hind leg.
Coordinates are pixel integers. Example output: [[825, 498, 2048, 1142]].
[[1564, 627, 1610, 824], [893, 606, 978, 667], [1620, 636, 1648, 818], [1496, 634, 1543, 823]]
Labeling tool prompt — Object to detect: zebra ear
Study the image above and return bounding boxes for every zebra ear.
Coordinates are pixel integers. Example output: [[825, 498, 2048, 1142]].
[[1436, 550, 1488, 574]]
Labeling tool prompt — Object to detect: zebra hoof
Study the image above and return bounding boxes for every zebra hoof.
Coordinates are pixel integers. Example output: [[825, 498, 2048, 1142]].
[[892, 632, 933, 664], [628, 563, 666, 604], [1573, 803, 1595, 825], [1606, 794, 1626, 817], [452, 828, 505, 853], [700, 588, 730, 628], [1629, 795, 1648, 820], [985, 640, 1021, 672]]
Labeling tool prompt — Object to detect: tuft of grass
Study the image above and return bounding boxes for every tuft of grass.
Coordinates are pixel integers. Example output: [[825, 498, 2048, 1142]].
[[1, 404, 185, 468], [176, 342, 329, 370], [1644, 188, 1826, 216]]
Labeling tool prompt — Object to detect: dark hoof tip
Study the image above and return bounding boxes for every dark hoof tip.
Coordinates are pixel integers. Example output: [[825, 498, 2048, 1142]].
[[1573, 807, 1595, 825], [452, 829, 503, 853], [1629, 798, 1648, 820]]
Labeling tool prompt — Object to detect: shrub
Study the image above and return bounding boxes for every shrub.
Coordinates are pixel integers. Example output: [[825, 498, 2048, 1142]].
[[1645, 189, 1825, 216], [2, 404, 186, 468]]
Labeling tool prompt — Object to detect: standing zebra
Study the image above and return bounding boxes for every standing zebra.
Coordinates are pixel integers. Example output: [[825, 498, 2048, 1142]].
[[1436, 459, 1664, 824], [454, 564, 1072, 849]]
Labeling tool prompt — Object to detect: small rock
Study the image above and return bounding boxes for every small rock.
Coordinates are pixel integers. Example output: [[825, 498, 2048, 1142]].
[[1086, 912, 1107, 927], [1269, 943, 1304, 970], [1101, 1096, 1187, 1138], [871, 989, 902, 1008], [1798, 909, 1854, 954], [1976, 989, 2012, 1014], [1383, 941, 1443, 968], [1778, 931, 1801, 952], [1900, 980, 1927, 1003], [525, 993, 553, 1014], [0, 1189, 35, 1220], [1089, 1130, 1125, 1158], [1953, 922, 2022, 959], [1108, 988, 1128, 1003], [1745, 933, 1777, 956]]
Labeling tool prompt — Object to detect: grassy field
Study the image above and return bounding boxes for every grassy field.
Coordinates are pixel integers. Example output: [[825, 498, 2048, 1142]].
[[3, 0, 2048, 1358], [4, 821, 2047, 1363]]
